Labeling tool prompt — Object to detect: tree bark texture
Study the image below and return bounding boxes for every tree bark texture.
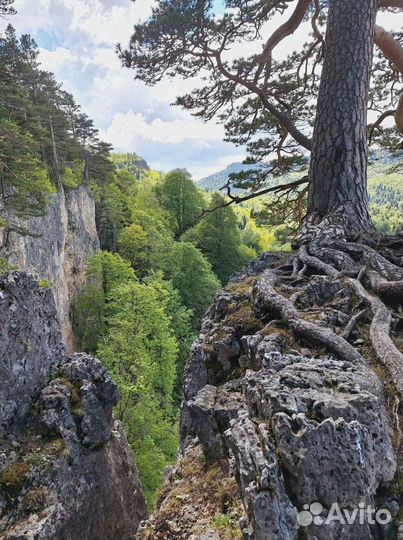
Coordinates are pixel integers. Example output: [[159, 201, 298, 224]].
[[306, 0, 377, 238]]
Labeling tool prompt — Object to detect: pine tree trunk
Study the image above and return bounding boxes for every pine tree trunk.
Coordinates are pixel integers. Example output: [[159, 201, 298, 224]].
[[49, 114, 62, 190], [303, 0, 377, 241]]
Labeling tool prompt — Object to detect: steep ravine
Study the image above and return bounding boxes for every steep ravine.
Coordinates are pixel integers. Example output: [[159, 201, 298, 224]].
[[0, 272, 147, 540], [143, 252, 403, 540], [0, 187, 147, 540]]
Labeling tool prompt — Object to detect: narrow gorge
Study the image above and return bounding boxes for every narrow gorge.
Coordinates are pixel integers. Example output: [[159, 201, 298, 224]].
[[0, 187, 147, 539]]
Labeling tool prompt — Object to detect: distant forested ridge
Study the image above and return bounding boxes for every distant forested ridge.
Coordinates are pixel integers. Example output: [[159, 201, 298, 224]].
[[197, 163, 257, 192], [111, 153, 149, 179], [198, 153, 403, 236]]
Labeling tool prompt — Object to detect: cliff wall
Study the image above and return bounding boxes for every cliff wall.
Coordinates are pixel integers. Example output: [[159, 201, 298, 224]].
[[143, 253, 402, 540], [0, 272, 147, 540], [1, 186, 99, 351]]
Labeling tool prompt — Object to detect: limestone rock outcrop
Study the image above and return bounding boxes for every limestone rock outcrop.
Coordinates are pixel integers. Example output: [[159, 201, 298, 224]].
[[0, 272, 66, 436], [145, 254, 402, 540], [0, 272, 147, 540]]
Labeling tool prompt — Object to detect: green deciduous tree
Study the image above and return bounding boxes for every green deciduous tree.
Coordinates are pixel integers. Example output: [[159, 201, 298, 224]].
[[96, 278, 179, 506], [145, 273, 195, 404], [74, 251, 136, 352], [163, 241, 220, 326], [75, 253, 194, 505], [156, 169, 205, 238], [184, 193, 255, 283], [117, 210, 174, 277]]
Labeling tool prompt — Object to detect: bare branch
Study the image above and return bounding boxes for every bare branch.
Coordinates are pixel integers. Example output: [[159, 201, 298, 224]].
[[378, 0, 403, 8], [374, 24, 403, 131], [260, 0, 311, 66], [375, 25, 403, 74], [214, 52, 313, 150], [311, 0, 323, 43], [368, 109, 395, 144]]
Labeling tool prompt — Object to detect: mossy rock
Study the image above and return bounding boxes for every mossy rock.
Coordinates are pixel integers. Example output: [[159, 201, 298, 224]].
[[0, 462, 31, 497]]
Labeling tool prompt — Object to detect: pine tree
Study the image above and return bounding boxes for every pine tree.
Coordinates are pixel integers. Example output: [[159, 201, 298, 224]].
[[119, 0, 403, 241], [0, 23, 116, 240]]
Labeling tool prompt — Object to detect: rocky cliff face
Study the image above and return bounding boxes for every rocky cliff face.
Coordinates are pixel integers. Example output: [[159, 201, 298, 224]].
[[1, 186, 99, 351], [0, 272, 147, 540], [144, 253, 403, 540]]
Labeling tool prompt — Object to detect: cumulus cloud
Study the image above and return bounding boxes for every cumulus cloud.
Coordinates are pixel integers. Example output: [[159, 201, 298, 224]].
[[101, 110, 223, 146], [0, 0, 240, 177], [99, 109, 245, 178], [1, 0, 401, 178]]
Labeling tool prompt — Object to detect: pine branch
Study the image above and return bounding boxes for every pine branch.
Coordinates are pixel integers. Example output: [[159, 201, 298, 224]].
[[198, 175, 309, 218]]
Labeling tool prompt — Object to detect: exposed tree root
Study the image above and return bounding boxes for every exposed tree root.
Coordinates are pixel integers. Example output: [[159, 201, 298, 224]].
[[346, 277, 403, 399], [253, 237, 403, 409], [341, 309, 367, 341], [367, 270, 403, 305], [293, 241, 403, 400], [321, 240, 403, 280], [254, 270, 366, 364], [299, 244, 339, 278]]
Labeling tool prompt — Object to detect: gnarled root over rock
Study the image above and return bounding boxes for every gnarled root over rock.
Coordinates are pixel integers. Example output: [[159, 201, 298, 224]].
[[148, 239, 403, 540]]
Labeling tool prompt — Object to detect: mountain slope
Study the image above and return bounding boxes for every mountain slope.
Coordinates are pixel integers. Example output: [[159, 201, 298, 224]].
[[197, 163, 257, 192]]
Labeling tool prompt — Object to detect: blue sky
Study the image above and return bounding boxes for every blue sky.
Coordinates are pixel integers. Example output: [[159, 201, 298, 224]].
[[1, 1, 400, 179]]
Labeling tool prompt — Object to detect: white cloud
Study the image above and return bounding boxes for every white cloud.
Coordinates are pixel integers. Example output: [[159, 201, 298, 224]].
[[101, 110, 224, 146], [1, 0, 402, 178], [99, 109, 243, 179], [1, 0, 235, 177]]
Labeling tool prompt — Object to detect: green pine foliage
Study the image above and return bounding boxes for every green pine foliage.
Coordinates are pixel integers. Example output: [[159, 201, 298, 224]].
[[0, 119, 55, 217], [0, 0, 15, 16], [0, 23, 115, 240]]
